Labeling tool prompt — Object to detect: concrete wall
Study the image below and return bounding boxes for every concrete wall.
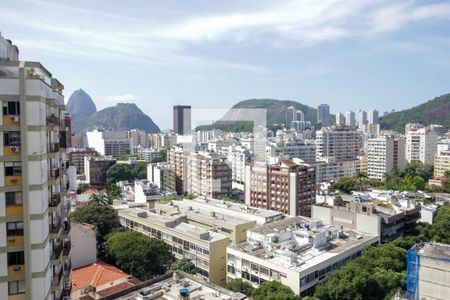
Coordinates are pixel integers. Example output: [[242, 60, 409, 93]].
[[71, 223, 97, 269], [418, 255, 450, 299]]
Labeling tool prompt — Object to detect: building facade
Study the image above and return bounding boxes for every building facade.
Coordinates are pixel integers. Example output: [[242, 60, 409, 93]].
[[434, 150, 450, 178], [405, 123, 438, 165], [67, 148, 98, 175], [173, 105, 191, 135], [84, 156, 116, 186], [367, 135, 406, 180], [317, 104, 330, 128], [0, 44, 71, 299]]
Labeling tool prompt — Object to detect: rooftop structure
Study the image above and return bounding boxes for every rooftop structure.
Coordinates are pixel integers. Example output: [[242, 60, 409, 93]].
[[227, 216, 378, 296]]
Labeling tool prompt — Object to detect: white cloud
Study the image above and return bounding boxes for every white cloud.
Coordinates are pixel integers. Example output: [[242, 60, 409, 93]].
[[104, 94, 142, 102]]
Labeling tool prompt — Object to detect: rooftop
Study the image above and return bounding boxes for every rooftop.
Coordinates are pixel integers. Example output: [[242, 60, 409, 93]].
[[114, 272, 247, 300], [415, 242, 450, 260], [229, 216, 377, 272], [119, 208, 228, 242]]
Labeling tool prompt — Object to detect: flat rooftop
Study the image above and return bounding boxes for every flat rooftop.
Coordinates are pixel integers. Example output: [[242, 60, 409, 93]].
[[119, 208, 227, 242], [416, 242, 450, 260], [229, 216, 378, 272], [169, 197, 284, 224], [115, 272, 247, 300]]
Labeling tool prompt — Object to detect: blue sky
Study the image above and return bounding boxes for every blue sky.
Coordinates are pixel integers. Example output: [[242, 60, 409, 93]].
[[1, 0, 450, 129]]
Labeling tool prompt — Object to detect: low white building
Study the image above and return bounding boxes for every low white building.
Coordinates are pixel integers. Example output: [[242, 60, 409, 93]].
[[227, 216, 378, 296], [420, 204, 438, 224], [134, 179, 162, 205]]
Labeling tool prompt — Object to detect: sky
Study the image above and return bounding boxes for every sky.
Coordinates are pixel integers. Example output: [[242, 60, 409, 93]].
[[1, 0, 450, 129]]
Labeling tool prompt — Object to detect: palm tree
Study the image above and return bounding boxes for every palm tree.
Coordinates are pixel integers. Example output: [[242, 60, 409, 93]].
[[354, 172, 368, 192], [89, 192, 110, 205]]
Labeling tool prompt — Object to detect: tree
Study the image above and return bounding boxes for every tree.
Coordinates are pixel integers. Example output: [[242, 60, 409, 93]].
[[427, 205, 450, 244], [105, 231, 173, 280], [252, 281, 296, 300], [77, 183, 90, 194], [70, 202, 121, 258], [106, 162, 147, 185], [225, 279, 255, 296], [170, 258, 197, 275], [89, 192, 110, 205]]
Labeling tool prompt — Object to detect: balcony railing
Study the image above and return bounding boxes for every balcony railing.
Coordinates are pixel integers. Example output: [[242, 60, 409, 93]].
[[50, 221, 62, 235], [49, 193, 61, 207], [63, 261, 71, 278], [49, 168, 60, 180], [51, 243, 63, 260], [63, 241, 71, 256], [62, 221, 71, 235], [52, 267, 63, 288], [49, 143, 60, 153], [46, 114, 59, 126]]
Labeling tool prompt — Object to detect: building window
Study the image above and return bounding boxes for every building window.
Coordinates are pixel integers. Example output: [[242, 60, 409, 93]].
[[3, 102, 20, 116], [7, 251, 25, 266], [7, 222, 24, 236], [5, 162, 21, 176], [4, 132, 21, 146], [8, 280, 25, 295], [5, 192, 22, 206]]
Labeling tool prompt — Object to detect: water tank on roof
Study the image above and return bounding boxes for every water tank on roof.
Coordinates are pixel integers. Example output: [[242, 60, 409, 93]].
[[180, 287, 189, 297]]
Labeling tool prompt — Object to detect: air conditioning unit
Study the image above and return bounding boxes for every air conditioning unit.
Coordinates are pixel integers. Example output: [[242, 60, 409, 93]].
[[9, 116, 19, 122], [10, 146, 20, 152], [10, 178, 18, 183], [13, 265, 21, 271]]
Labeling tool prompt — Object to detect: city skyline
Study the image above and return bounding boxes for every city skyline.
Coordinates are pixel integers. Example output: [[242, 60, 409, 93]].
[[1, 0, 450, 129]]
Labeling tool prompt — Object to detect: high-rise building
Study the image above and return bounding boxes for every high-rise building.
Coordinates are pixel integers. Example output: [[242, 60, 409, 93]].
[[296, 110, 305, 122], [167, 146, 186, 194], [85, 130, 132, 157], [345, 111, 356, 128], [405, 123, 438, 165], [285, 106, 296, 128], [317, 104, 330, 127], [356, 110, 367, 129], [173, 105, 191, 135], [187, 151, 232, 199], [126, 129, 148, 147], [336, 113, 345, 126], [315, 126, 360, 161], [367, 110, 379, 125], [67, 148, 99, 175], [434, 151, 450, 178], [245, 159, 316, 216], [0, 33, 71, 299], [367, 135, 406, 179]]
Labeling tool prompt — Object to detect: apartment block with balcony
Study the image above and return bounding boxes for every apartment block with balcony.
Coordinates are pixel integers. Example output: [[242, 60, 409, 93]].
[[405, 123, 438, 165], [167, 147, 186, 194], [367, 135, 406, 180], [245, 159, 316, 217], [118, 208, 229, 286], [434, 150, 450, 178], [0, 35, 71, 300]]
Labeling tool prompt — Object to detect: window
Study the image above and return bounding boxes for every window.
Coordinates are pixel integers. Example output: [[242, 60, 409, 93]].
[[7, 251, 25, 266], [5, 162, 21, 176], [8, 280, 25, 295], [5, 192, 22, 206], [7, 222, 24, 236], [4, 132, 21, 146], [3, 102, 20, 116]]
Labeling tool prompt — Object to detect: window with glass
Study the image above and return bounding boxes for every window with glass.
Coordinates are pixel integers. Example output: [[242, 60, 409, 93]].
[[4, 132, 21, 146], [5, 192, 22, 206], [5, 162, 21, 176], [7, 251, 25, 266], [3, 101, 20, 116], [8, 280, 25, 295], [7, 222, 24, 236]]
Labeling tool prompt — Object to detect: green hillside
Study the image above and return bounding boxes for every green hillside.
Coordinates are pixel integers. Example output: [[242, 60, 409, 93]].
[[197, 98, 334, 132], [380, 94, 450, 133]]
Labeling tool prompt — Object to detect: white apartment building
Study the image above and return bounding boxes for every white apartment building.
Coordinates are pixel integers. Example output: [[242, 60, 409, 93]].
[[0, 36, 71, 300], [335, 113, 345, 126], [367, 110, 379, 125], [227, 216, 378, 297], [345, 111, 356, 128], [315, 126, 360, 161], [367, 135, 406, 179], [134, 180, 161, 204], [135, 146, 164, 161], [266, 138, 316, 163], [126, 129, 147, 147], [187, 151, 232, 199], [356, 110, 367, 129], [147, 162, 176, 193], [314, 158, 359, 183], [85, 130, 132, 157], [148, 133, 177, 149], [405, 123, 438, 165], [218, 145, 251, 191]]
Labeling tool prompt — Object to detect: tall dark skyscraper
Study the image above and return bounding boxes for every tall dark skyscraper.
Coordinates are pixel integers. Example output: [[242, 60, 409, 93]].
[[173, 105, 191, 135]]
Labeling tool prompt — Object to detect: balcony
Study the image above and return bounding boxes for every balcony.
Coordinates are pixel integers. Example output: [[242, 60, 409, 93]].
[[59, 131, 68, 149], [51, 243, 63, 261], [50, 221, 62, 235], [5, 175, 22, 186], [8, 264, 25, 276], [51, 267, 64, 290], [62, 241, 71, 257], [49, 168, 60, 181], [63, 261, 72, 278], [62, 221, 71, 236], [7, 235, 24, 247], [3, 145, 21, 156], [2, 115, 20, 125], [49, 143, 60, 153], [46, 114, 59, 126], [49, 193, 61, 207]]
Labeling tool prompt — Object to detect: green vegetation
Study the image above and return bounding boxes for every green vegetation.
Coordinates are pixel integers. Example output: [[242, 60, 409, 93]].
[[225, 279, 255, 296], [70, 202, 121, 258], [331, 161, 434, 193], [89, 192, 110, 205], [310, 205, 450, 300], [170, 258, 197, 275], [158, 193, 195, 203], [105, 231, 172, 280], [76, 183, 91, 194], [106, 162, 147, 185], [380, 93, 450, 133], [196, 98, 335, 132], [252, 281, 297, 300]]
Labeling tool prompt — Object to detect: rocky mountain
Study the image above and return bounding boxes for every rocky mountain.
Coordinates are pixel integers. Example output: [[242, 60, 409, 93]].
[[380, 93, 450, 133], [66, 90, 160, 133], [198, 98, 334, 131]]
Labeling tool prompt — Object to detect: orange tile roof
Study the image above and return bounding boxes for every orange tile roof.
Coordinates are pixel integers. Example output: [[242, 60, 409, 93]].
[[96, 281, 134, 297], [82, 188, 98, 195], [71, 262, 129, 292]]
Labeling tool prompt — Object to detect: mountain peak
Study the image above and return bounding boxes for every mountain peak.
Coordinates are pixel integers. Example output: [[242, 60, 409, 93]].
[[67, 89, 97, 117]]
